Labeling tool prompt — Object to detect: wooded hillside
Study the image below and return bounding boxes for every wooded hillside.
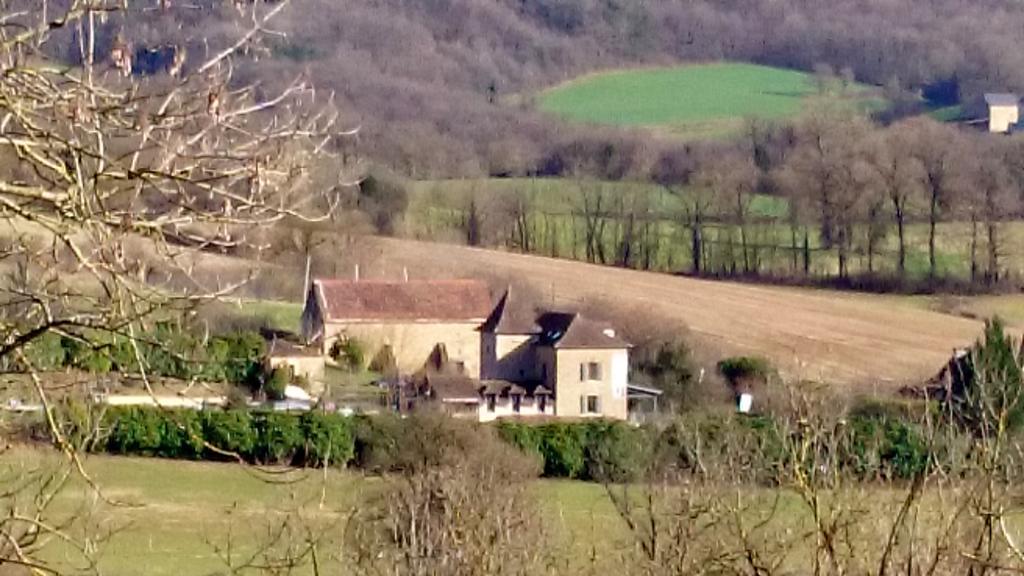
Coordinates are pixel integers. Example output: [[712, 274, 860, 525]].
[[40, 0, 1024, 178]]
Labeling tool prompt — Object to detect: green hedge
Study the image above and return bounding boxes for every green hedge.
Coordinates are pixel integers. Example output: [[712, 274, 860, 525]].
[[498, 413, 931, 482], [101, 407, 354, 467], [73, 407, 932, 481], [496, 420, 651, 481], [20, 328, 266, 386]]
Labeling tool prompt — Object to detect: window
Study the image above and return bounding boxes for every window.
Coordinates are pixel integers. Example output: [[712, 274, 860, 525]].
[[580, 362, 602, 381], [486, 394, 496, 413], [581, 395, 600, 414], [512, 395, 522, 413]]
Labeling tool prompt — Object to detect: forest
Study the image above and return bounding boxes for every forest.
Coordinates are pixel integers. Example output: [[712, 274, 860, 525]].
[[39, 0, 1024, 177]]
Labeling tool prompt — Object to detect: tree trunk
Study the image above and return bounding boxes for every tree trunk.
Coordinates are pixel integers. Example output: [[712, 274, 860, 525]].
[[987, 220, 999, 285], [790, 224, 799, 273], [837, 225, 848, 280], [867, 224, 876, 275], [736, 194, 750, 274], [894, 200, 906, 279], [928, 191, 939, 279], [691, 206, 703, 275], [803, 229, 811, 276], [970, 215, 979, 285]]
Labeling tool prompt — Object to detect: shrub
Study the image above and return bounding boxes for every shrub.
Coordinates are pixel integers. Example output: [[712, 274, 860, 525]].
[[201, 410, 257, 459], [265, 367, 290, 401], [254, 412, 305, 464], [535, 423, 587, 478], [717, 356, 772, 386], [219, 331, 267, 387], [582, 421, 651, 483], [300, 411, 355, 467], [99, 407, 356, 468], [350, 414, 409, 471], [949, 318, 1024, 435], [329, 338, 365, 372], [630, 338, 697, 410], [106, 407, 165, 456], [23, 332, 66, 371]]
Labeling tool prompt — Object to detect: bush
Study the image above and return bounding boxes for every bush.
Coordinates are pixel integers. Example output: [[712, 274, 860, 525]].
[[351, 414, 405, 471], [106, 407, 165, 456], [201, 410, 257, 459], [498, 421, 648, 480], [99, 407, 355, 467], [265, 367, 290, 401], [329, 338, 365, 372], [11, 326, 267, 388], [254, 412, 305, 464], [23, 332, 66, 371], [717, 356, 772, 385], [630, 338, 697, 411], [300, 411, 355, 466]]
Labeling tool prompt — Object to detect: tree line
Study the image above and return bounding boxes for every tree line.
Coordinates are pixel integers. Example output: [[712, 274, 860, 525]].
[[414, 112, 1024, 292]]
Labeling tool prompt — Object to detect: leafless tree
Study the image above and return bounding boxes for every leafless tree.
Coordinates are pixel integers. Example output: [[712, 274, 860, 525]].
[[0, 1, 358, 570]]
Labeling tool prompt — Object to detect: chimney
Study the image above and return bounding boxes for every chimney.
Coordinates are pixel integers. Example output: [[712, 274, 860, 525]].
[[354, 264, 360, 282], [403, 267, 409, 282]]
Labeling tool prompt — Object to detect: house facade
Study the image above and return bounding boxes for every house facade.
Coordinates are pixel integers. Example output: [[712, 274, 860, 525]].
[[301, 278, 492, 378], [302, 279, 640, 421], [476, 292, 631, 421]]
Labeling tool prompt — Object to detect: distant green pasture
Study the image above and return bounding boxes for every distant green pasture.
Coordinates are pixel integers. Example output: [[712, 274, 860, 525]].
[[537, 62, 884, 139]]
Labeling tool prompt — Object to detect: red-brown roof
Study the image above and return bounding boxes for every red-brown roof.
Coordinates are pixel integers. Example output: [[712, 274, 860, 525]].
[[314, 278, 493, 322]]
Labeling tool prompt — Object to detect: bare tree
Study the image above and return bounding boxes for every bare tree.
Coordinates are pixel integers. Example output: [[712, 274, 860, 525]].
[[868, 126, 925, 280], [0, 1, 357, 570], [903, 118, 964, 281]]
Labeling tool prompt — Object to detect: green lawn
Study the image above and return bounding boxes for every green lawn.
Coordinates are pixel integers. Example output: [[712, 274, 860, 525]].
[[537, 62, 883, 139], [13, 449, 1020, 575]]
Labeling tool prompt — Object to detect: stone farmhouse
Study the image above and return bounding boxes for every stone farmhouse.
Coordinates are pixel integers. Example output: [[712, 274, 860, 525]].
[[299, 278, 654, 421]]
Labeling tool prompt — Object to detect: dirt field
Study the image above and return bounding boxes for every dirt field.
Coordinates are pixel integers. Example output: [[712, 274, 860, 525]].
[[343, 236, 984, 390]]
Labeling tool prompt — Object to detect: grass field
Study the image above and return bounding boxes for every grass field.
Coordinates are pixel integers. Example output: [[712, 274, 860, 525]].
[[537, 62, 883, 139], [12, 449, 625, 575], [17, 449, 1024, 575]]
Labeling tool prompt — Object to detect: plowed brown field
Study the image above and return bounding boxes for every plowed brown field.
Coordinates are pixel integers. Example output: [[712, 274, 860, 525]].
[[350, 237, 983, 389]]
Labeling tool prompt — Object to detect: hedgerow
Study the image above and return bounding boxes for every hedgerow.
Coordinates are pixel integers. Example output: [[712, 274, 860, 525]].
[[18, 327, 266, 386], [99, 407, 355, 467], [55, 406, 934, 481]]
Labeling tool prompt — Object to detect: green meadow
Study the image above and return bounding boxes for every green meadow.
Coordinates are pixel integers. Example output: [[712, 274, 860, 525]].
[[14, 449, 1024, 575], [537, 62, 883, 139]]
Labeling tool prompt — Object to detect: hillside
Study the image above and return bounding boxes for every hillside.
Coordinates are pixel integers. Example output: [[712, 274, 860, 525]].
[[58, 0, 1024, 178], [336, 236, 982, 389]]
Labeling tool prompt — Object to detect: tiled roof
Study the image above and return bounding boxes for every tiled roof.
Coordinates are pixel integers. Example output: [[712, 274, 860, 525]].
[[314, 278, 492, 322], [426, 373, 481, 401], [481, 287, 540, 334], [536, 312, 630, 349]]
